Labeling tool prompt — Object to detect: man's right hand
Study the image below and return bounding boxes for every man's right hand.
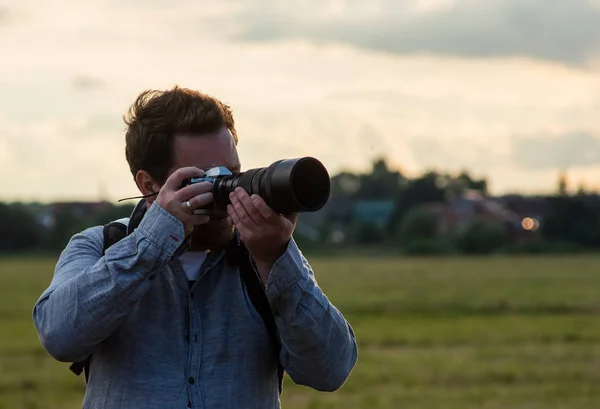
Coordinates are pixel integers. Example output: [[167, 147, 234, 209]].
[[155, 167, 214, 236]]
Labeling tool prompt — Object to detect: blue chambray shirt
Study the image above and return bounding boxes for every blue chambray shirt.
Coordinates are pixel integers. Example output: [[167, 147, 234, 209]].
[[32, 201, 357, 409]]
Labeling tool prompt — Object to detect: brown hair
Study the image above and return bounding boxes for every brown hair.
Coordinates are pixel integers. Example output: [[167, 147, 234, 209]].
[[124, 86, 238, 184]]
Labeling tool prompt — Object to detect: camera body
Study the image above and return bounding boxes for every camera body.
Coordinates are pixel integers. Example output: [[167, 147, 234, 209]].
[[180, 157, 331, 216], [180, 166, 233, 215]]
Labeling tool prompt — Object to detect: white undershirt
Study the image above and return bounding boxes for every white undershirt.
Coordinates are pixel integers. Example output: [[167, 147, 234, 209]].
[[177, 251, 208, 281]]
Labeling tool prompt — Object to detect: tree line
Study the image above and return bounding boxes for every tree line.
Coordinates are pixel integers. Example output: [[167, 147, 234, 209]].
[[1, 158, 599, 255], [306, 158, 600, 255], [0, 202, 135, 254]]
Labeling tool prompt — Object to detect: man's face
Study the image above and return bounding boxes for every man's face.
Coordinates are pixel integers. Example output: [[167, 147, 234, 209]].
[[168, 127, 241, 251]]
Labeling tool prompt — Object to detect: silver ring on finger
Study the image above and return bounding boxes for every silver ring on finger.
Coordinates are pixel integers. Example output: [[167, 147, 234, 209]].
[[185, 200, 192, 212]]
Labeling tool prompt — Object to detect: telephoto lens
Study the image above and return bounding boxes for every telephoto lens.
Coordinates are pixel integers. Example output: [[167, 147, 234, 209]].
[[182, 157, 331, 215]]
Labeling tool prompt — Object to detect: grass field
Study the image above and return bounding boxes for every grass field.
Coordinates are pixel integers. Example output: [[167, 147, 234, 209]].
[[1, 254, 600, 408]]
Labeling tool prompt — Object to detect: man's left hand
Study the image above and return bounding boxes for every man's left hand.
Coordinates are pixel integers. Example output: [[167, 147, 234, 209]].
[[227, 187, 297, 283]]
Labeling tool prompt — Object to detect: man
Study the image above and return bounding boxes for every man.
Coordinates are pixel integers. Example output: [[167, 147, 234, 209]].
[[32, 86, 358, 408]]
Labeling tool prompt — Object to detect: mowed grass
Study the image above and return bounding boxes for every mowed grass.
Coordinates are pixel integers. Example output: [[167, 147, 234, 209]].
[[1, 254, 600, 408]]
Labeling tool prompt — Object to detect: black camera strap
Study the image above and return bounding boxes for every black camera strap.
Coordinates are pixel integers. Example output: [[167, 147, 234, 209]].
[[235, 241, 284, 393]]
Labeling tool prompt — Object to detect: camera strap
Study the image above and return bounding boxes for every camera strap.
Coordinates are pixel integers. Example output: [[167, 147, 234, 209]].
[[235, 239, 284, 394]]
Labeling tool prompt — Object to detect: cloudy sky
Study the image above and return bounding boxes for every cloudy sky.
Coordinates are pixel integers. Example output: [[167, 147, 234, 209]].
[[1, 0, 600, 202]]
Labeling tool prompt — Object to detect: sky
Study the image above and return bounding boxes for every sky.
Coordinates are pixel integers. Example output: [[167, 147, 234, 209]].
[[1, 0, 600, 202]]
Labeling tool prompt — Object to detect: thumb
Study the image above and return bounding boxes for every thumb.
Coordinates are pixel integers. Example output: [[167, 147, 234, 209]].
[[284, 213, 299, 224]]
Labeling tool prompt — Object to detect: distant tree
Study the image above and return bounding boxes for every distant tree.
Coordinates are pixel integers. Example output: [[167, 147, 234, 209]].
[[398, 207, 439, 241], [457, 220, 508, 254], [557, 170, 568, 196], [353, 221, 386, 245], [388, 171, 446, 234], [397, 207, 446, 254], [455, 171, 488, 194], [330, 172, 361, 198], [42, 206, 89, 252], [91, 204, 136, 226], [0, 203, 43, 252], [355, 157, 405, 200], [444, 171, 488, 201], [541, 197, 600, 247]]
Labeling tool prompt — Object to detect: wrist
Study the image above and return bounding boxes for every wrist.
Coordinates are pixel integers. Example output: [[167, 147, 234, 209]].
[[252, 258, 273, 284], [250, 241, 289, 284]]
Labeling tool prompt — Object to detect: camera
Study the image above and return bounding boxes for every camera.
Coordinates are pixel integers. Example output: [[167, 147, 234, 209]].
[[180, 157, 331, 215]]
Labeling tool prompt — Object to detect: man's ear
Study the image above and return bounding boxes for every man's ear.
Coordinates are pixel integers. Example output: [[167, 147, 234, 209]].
[[135, 170, 160, 204]]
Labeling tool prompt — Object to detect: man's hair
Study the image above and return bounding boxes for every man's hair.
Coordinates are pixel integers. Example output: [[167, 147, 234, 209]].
[[124, 86, 238, 185]]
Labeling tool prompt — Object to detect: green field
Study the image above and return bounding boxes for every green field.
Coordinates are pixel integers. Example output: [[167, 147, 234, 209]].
[[1, 254, 599, 408]]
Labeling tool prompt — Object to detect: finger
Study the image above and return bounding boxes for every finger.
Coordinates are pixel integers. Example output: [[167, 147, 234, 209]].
[[163, 167, 205, 191], [227, 204, 253, 238], [229, 190, 259, 228], [251, 194, 277, 220], [186, 191, 214, 211], [191, 215, 210, 225], [284, 213, 299, 224], [227, 204, 240, 225], [234, 188, 263, 224], [175, 181, 213, 202], [182, 214, 210, 227]]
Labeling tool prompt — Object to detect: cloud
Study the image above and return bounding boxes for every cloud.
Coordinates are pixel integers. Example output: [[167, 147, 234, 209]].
[[0, 113, 131, 201], [0, 7, 8, 25], [235, 107, 403, 171], [4, 0, 600, 66], [72, 75, 107, 91], [408, 136, 505, 174], [231, 0, 600, 65], [512, 131, 600, 170], [2, 0, 600, 200]]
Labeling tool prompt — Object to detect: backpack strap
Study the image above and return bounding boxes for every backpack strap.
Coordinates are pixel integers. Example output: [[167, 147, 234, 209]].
[[69, 221, 128, 382], [237, 241, 285, 394], [103, 222, 128, 252]]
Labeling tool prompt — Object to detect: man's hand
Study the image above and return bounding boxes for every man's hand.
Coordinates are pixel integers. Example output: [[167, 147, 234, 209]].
[[155, 167, 215, 236], [227, 187, 298, 283]]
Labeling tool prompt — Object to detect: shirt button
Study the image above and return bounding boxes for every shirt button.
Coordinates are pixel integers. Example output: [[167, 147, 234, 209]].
[[148, 274, 155, 281], [188, 377, 195, 385]]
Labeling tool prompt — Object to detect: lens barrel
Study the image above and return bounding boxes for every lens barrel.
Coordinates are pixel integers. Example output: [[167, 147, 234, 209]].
[[213, 157, 330, 214]]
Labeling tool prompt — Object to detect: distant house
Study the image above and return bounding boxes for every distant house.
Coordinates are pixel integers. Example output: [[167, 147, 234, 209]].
[[421, 189, 532, 242], [351, 200, 395, 228], [294, 197, 395, 244], [496, 194, 549, 222]]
